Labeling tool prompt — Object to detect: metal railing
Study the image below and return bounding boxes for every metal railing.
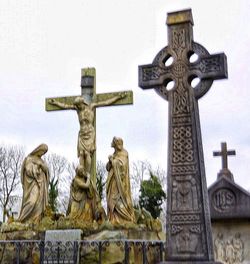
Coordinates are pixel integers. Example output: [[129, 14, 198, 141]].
[[0, 239, 166, 264]]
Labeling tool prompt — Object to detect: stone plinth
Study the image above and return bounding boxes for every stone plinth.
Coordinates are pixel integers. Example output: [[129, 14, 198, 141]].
[[44, 229, 82, 264], [81, 229, 164, 264]]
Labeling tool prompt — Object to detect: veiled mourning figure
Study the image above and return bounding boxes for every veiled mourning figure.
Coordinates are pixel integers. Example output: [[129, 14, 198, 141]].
[[67, 165, 96, 222], [106, 137, 135, 225], [18, 144, 49, 224]]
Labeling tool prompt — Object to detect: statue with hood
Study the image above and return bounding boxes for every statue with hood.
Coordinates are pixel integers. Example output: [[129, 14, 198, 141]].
[[18, 144, 50, 224]]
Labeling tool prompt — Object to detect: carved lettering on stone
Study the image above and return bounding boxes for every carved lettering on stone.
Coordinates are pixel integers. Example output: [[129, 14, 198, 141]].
[[213, 188, 236, 212]]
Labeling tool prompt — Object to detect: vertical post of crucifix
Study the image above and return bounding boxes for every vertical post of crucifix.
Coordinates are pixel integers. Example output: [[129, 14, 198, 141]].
[[45, 68, 133, 192], [213, 142, 236, 181], [139, 9, 227, 263], [81, 68, 97, 184]]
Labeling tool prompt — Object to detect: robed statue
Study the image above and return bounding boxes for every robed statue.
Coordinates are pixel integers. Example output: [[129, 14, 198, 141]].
[[67, 164, 97, 222], [18, 144, 50, 224], [106, 137, 135, 225]]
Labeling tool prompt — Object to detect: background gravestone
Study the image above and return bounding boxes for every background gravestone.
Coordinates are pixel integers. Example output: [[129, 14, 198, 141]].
[[44, 229, 82, 264], [209, 142, 250, 263]]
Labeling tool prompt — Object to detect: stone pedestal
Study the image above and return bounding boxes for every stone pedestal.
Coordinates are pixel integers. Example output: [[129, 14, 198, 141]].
[[44, 229, 82, 264], [81, 229, 164, 264]]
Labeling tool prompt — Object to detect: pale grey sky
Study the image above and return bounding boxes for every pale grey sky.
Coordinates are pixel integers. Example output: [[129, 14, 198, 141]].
[[0, 0, 249, 189]]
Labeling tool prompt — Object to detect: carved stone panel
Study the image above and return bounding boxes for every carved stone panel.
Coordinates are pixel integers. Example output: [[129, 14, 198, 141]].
[[213, 231, 245, 264], [213, 188, 236, 213]]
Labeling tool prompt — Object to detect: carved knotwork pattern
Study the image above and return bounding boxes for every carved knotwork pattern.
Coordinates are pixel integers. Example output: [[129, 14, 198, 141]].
[[172, 29, 185, 51], [173, 82, 190, 114], [142, 66, 163, 81], [199, 57, 221, 73], [173, 126, 193, 163], [172, 165, 196, 175], [173, 116, 191, 125], [172, 214, 200, 223], [171, 225, 183, 235], [192, 42, 210, 56], [190, 225, 201, 233]]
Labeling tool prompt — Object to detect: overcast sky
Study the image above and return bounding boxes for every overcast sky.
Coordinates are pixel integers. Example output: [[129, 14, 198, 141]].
[[0, 0, 249, 189]]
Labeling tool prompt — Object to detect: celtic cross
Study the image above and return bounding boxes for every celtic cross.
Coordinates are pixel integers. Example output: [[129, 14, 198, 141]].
[[139, 9, 227, 262], [213, 142, 235, 181]]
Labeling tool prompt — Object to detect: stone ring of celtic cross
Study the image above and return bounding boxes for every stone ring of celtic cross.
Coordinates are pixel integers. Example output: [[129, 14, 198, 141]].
[[152, 42, 214, 101]]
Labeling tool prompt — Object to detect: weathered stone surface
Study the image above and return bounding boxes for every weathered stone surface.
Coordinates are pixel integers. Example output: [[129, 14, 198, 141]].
[[82, 229, 164, 264], [209, 143, 250, 263], [45, 229, 82, 242], [45, 229, 82, 264], [209, 176, 250, 219], [212, 222, 248, 264], [0, 230, 40, 264], [139, 8, 227, 262]]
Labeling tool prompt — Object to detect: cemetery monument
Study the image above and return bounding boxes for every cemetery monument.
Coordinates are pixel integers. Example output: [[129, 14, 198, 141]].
[[139, 8, 227, 263], [209, 142, 250, 263]]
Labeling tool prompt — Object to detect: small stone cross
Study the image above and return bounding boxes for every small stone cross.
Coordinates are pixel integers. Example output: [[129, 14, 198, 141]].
[[213, 142, 236, 181]]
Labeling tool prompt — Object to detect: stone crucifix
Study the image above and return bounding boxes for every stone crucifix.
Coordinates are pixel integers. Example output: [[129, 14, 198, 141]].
[[139, 9, 227, 263], [213, 142, 236, 181], [45, 68, 133, 189]]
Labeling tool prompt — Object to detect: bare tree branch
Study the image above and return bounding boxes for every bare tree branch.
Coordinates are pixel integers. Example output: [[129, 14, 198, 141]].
[[0, 144, 25, 222]]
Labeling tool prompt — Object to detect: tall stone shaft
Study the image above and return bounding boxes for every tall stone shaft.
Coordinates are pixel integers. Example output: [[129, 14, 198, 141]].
[[139, 9, 227, 262]]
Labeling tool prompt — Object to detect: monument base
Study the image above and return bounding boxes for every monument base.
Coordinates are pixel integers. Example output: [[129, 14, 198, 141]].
[[44, 229, 82, 264]]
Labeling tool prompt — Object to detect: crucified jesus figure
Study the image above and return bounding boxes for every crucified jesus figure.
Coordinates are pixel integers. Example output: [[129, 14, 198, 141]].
[[49, 92, 127, 177]]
